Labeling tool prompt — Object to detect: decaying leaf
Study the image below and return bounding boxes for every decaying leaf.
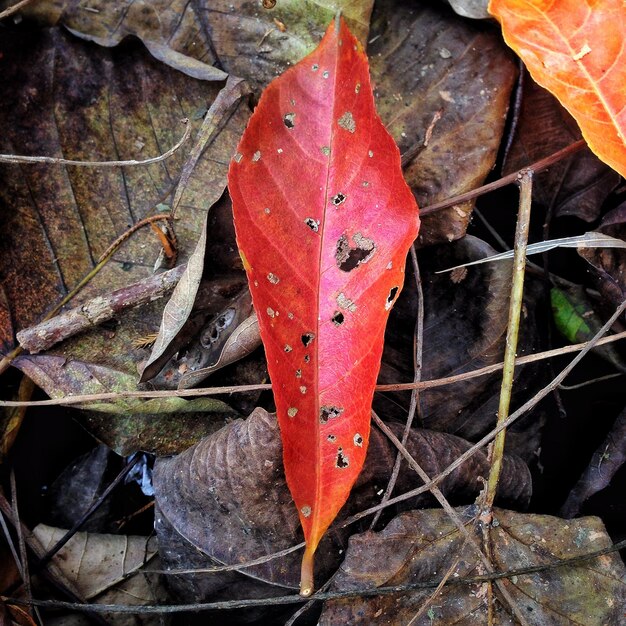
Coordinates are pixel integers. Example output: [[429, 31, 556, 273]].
[[370, 0, 517, 245], [319, 508, 626, 625], [228, 17, 420, 593], [6, 0, 374, 90], [490, 0, 626, 178], [154, 408, 530, 600], [33, 524, 166, 625], [579, 203, 626, 310], [14, 354, 238, 454]]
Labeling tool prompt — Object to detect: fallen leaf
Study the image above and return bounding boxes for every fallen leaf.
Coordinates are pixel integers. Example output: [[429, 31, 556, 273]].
[[579, 203, 626, 310], [561, 404, 626, 519], [33, 524, 166, 626], [370, 0, 516, 245], [319, 508, 626, 625], [10, 0, 374, 91], [551, 285, 626, 373], [154, 407, 530, 599], [14, 354, 238, 454], [228, 17, 420, 592], [490, 0, 626, 178], [503, 77, 620, 222]]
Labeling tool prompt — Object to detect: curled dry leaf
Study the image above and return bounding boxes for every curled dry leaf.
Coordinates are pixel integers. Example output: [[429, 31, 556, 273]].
[[153, 408, 530, 600], [503, 77, 620, 222], [319, 508, 626, 625], [228, 17, 420, 592], [370, 0, 517, 245]]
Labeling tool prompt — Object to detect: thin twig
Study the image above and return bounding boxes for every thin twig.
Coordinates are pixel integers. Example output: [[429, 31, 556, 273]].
[[0, 119, 191, 166], [3, 329, 625, 409], [370, 246, 424, 529], [8, 537, 625, 614], [33, 455, 141, 573], [0, 0, 35, 20], [371, 413, 530, 626], [420, 140, 585, 216], [10, 470, 34, 620], [344, 298, 626, 526], [483, 171, 533, 511]]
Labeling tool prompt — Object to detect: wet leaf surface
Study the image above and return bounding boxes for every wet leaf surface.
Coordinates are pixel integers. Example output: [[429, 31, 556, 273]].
[[369, 0, 517, 245], [153, 407, 530, 597], [503, 77, 620, 222], [319, 508, 626, 625]]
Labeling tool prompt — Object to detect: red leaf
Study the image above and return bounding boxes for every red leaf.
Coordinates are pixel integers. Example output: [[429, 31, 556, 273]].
[[228, 18, 419, 594], [489, 0, 626, 178]]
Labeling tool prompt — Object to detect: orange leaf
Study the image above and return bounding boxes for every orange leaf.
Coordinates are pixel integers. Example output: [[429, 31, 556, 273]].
[[489, 0, 626, 178]]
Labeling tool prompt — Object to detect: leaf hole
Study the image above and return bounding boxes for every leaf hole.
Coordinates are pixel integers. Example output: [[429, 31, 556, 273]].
[[336, 233, 376, 272], [284, 344, 292, 353], [332, 192, 346, 206], [295, 369, 302, 378], [304, 354, 310, 363], [353, 433, 363, 447], [386, 286, 399, 310], [283, 112, 296, 129], [301, 332, 315, 347], [331, 311, 344, 326], [335, 448, 349, 469], [287, 407, 298, 418], [304, 217, 320, 232], [267, 272, 280, 284], [312, 64, 319, 71], [327, 434, 336, 442], [300, 385, 307, 394], [252, 150, 261, 162], [320, 405, 344, 424]]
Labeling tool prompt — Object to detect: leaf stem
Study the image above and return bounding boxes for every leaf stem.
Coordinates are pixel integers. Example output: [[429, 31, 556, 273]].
[[299, 547, 315, 597], [483, 170, 533, 511]]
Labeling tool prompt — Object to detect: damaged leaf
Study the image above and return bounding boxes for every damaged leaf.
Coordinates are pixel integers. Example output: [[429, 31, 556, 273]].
[[153, 408, 530, 599], [319, 508, 626, 625], [228, 17, 419, 593]]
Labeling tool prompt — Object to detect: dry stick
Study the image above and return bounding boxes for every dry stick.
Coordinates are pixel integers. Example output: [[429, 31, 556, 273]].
[[0, 213, 174, 374], [0, 0, 35, 20], [369, 246, 424, 530], [0, 119, 191, 167], [419, 140, 585, 216], [7, 536, 626, 615], [483, 171, 533, 512], [17, 263, 186, 353], [3, 328, 625, 410], [345, 298, 626, 528], [371, 413, 531, 626], [9, 471, 34, 621]]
